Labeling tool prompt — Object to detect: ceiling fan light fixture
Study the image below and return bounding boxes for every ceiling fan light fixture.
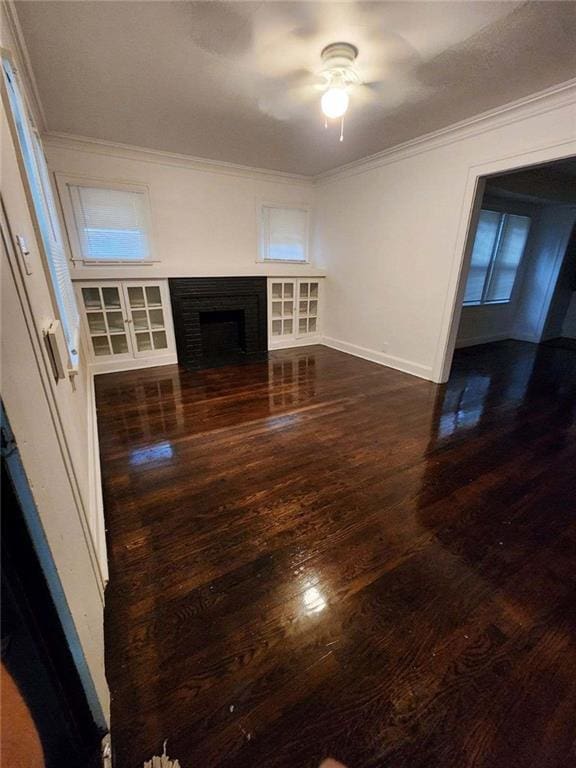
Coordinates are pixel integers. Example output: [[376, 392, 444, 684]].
[[321, 86, 349, 119], [319, 42, 359, 133]]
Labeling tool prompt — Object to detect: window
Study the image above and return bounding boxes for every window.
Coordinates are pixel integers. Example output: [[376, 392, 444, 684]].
[[464, 209, 531, 305], [58, 178, 154, 264], [259, 204, 309, 263], [2, 57, 80, 365]]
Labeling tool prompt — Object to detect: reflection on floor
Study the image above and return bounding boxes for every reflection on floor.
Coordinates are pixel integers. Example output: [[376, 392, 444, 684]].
[[95, 341, 576, 768]]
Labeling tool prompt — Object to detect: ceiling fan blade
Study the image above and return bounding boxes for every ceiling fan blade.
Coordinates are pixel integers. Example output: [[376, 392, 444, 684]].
[[351, 76, 432, 112]]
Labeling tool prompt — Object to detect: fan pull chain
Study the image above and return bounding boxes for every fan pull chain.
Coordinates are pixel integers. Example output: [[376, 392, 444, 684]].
[[340, 117, 344, 142], [324, 117, 328, 129]]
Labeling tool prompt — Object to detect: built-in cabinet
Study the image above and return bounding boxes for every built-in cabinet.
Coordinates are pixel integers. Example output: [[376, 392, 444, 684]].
[[268, 278, 322, 349], [75, 280, 176, 372], [77, 276, 323, 371]]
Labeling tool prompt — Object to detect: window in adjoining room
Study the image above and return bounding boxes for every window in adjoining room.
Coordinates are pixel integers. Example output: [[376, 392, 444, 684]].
[[57, 178, 155, 264], [259, 204, 309, 263], [464, 209, 531, 305]]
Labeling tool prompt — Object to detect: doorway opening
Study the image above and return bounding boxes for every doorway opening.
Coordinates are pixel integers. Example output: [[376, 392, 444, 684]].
[[446, 157, 576, 380]]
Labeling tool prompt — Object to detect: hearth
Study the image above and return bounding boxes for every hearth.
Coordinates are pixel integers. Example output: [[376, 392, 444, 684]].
[[169, 277, 267, 368]]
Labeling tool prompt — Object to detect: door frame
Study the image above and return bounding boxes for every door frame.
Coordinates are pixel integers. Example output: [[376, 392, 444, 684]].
[[432, 140, 576, 383]]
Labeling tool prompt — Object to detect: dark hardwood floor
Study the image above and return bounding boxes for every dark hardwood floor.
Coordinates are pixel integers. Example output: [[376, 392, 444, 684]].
[[95, 341, 576, 768]]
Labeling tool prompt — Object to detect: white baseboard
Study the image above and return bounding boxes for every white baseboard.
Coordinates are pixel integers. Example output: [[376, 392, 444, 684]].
[[455, 332, 544, 348], [321, 336, 433, 380], [455, 332, 510, 349], [510, 331, 541, 344], [87, 373, 108, 585], [90, 353, 178, 376], [268, 336, 323, 351]]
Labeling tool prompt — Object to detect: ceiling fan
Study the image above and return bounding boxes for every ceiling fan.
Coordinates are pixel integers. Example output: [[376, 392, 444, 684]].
[[253, 24, 422, 136], [318, 42, 360, 141]]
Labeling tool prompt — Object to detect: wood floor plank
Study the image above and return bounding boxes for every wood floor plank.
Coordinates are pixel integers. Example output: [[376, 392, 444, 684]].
[[96, 341, 576, 768]]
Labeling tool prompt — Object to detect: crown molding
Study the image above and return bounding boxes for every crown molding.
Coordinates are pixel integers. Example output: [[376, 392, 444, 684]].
[[2, 0, 47, 132], [43, 78, 576, 187], [315, 78, 576, 185], [42, 131, 313, 186]]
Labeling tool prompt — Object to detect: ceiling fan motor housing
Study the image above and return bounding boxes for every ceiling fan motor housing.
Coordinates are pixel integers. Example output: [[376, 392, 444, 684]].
[[321, 42, 360, 85]]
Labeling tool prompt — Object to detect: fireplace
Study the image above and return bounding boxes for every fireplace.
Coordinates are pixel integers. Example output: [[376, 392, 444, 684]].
[[169, 277, 267, 368]]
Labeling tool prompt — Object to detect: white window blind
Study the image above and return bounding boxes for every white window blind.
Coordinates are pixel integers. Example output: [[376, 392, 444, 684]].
[[261, 205, 309, 263], [464, 209, 531, 306], [2, 57, 79, 364], [68, 184, 152, 262]]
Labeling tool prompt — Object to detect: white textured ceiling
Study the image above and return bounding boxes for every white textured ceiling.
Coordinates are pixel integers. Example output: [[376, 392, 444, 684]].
[[14, 1, 576, 175]]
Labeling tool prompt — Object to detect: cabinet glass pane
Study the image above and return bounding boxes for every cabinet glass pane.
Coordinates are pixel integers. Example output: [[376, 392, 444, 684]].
[[309, 300, 318, 316], [102, 287, 121, 308], [128, 286, 145, 308], [309, 317, 317, 333], [132, 310, 149, 330], [299, 318, 307, 334], [283, 319, 293, 335], [152, 330, 167, 350], [284, 283, 294, 299], [106, 311, 124, 332], [82, 287, 101, 310], [111, 335, 129, 355], [272, 283, 282, 299], [272, 319, 282, 336], [149, 309, 164, 329], [300, 283, 308, 298], [135, 332, 152, 352], [299, 300, 308, 314], [272, 301, 282, 317], [283, 301, 293, 315], [145, 286, 162, 306], [310, 283, 319, 298], [87, 312, 106, 334], [92, 336, 111, 356]]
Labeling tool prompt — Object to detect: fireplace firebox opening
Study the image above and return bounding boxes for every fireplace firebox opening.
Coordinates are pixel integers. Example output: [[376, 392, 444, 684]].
[[200, 309, 246, 359]]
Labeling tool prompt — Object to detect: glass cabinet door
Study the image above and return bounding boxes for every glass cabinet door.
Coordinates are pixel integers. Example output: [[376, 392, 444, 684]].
[[296, 280, 319, 337], [123, 283, 170, 357], [79, 284, 131, 359], [269, 280, 296, 341]]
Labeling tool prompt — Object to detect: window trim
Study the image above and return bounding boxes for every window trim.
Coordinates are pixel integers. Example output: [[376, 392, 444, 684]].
[[463, 207, 531, 307], [1, 54, 80, 368], [55, 174, 158, 266], [257, 202, 311, 265]]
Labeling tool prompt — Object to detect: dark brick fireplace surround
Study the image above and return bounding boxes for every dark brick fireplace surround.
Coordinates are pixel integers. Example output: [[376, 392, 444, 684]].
[[169, 277, 268, 368]]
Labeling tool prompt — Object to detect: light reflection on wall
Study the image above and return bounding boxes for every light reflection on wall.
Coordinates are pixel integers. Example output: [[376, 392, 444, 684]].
[[129, 440, 174, 466]]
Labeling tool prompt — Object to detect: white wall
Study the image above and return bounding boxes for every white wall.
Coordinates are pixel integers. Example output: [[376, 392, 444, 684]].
[[44, 136, 319, 282], [316, 82, 576, 381], [543, 222, 576, 339], [514, 205, 576, 342], [456, 303, 516, 348], [1, 111, 109, 723]]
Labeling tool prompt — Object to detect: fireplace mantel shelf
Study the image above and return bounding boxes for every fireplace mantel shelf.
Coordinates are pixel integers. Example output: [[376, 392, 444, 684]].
[[71, 267, 327, 282]]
